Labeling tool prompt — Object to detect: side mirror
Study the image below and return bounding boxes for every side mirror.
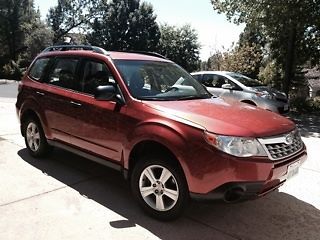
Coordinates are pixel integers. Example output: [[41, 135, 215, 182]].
[[94, 85, 116, 101], [222, 83, 234, 90]]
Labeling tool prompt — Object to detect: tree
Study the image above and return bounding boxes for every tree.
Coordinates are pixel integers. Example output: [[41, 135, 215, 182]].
[[0, 0, 34, 61], [23, 12, 53, 64], [47, 0, 99, 43], [158, 24, 201, 72], [203, 51, 223, 71], [0, 0, 51, 79], [211, 0, 320, 94], [220, 42, 263, 78], [87, 0, 160, 52]]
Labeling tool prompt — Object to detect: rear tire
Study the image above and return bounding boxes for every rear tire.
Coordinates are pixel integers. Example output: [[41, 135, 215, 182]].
[[23, 117, 51, 158], [131, 155, 189, 221]]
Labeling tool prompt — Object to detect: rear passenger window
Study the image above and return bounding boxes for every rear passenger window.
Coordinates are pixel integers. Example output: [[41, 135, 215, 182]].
[[29, 58, 50, 81], [48, 58, 80, 91]]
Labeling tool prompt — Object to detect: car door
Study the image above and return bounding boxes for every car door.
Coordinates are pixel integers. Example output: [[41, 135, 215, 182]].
[[203, 74, 243, 103], [41, 56, 81, 143], [62, 58, 125, 162], [218, 76, 244, 103]]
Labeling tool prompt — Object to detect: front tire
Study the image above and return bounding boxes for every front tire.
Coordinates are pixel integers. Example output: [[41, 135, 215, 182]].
[[131, 155, 189, 221], [24, 117, 51, 158]]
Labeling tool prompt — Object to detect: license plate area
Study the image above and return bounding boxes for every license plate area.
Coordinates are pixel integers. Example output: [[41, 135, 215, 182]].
[[286, 161, 300, 180]]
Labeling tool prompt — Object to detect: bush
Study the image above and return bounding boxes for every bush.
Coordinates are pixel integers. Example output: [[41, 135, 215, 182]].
[[290, 97, 320, 114], [1, 60, 24, 80]]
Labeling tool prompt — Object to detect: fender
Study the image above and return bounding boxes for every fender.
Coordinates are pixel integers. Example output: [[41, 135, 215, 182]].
[[123, 117, 202, 185]]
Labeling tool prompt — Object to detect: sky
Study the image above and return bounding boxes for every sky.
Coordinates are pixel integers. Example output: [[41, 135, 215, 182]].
[[34, 0, 244, 60]]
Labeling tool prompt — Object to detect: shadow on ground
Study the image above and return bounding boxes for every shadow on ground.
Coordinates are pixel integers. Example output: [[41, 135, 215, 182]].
[[289, 114, 320, 138], [17, 148, 320, 240]]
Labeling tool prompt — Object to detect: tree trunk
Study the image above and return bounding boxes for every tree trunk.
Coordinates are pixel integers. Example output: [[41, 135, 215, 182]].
[[283, 26, 296, 95]]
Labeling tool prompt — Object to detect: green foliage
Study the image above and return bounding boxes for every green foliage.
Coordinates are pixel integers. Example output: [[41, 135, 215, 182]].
[[2, 59, 24, 80], [258, 60, 284, 87], [211, 0, 320, 94], [202, 51, 223, 71], [47, 0, 98, 43], [0, 0, 35, 61], [158, 24, 200, 72], [220, 42, 263, 78], [0, 0, 52, 79], [290, 97, 320, 114], [87, 0, 160, 52]]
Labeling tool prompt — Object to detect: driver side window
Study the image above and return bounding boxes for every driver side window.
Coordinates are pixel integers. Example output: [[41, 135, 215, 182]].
[[81, 60, 114, 95]]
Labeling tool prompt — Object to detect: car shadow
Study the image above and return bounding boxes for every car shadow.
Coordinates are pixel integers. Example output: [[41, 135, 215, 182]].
[[18, 148, 320, 240], [289, 114, 320, 138]]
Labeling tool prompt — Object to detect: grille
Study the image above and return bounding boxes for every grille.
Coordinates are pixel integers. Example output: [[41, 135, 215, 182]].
[[258, 130, 303, 161]]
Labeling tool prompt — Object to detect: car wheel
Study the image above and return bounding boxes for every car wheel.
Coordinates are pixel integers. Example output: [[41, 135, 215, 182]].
[[24, 117, 51, 158], [131, 155, 189, 221]]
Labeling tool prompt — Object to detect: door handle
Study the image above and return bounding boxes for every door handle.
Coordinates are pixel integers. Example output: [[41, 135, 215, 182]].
[[36, 91, 45, 96], [70, 101, 82, 107]]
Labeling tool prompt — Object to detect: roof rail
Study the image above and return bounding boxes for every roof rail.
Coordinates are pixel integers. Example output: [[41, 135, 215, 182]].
[[42, 45, 109, 55], [116, 50, 167, 59]]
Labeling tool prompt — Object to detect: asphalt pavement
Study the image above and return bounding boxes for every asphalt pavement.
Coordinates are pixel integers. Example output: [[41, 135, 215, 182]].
[[1, 81, 320, 240]]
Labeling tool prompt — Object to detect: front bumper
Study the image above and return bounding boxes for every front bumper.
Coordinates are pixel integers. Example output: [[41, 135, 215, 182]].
[[254, 97, 289, 114], [187, 146, 307, 202]]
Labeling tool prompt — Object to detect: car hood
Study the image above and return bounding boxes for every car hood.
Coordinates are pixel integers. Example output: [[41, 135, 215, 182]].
[[143, 97, 295, 137]]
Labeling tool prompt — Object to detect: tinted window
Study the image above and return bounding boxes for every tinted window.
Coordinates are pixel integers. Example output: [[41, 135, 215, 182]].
[[226, 72, 264, 87], [48, 58, 80, 91], [29, 58, 50, 81], [203, 74, 227, 88], [192, 74, 202, 81], [81, 60, 114, 95]]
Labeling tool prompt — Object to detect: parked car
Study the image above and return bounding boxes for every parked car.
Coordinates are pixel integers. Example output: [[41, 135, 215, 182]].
[[16, 45, 306, 220], [191, 71, 289, 114]]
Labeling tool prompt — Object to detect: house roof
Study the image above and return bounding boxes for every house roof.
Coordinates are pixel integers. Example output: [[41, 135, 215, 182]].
[[304, 67, 320, 90], [305, 67, 320, 79]]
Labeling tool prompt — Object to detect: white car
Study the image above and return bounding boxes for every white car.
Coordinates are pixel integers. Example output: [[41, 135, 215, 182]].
[[191, 71, 289, 114]]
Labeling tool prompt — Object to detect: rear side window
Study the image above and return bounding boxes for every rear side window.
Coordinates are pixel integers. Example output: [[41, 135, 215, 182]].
[[29, 58, 50, 81], [47, 58, 80, 91]]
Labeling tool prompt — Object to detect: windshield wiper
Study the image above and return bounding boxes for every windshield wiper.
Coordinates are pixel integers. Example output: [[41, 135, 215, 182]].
[[176, 94, 212, 100], [138, 96, 169, 101]]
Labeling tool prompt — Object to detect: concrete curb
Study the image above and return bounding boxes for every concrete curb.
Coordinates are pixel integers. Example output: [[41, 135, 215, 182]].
[[0, 79, 17, 85]]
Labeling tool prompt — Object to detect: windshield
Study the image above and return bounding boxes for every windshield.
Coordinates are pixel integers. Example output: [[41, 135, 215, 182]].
[[226, 72, 265, 87], [114, 60, 211, 101]]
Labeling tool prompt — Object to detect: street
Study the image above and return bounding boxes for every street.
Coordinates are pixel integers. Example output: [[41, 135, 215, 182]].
[[1, 81, 320, 240]]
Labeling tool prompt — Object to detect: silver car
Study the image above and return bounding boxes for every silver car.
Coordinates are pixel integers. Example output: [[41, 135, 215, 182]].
[[191, 71, 289, 114]]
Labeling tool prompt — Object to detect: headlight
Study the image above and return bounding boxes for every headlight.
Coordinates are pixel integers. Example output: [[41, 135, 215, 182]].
[[204, 131, 267, 157], [255, 91, 275, 100]]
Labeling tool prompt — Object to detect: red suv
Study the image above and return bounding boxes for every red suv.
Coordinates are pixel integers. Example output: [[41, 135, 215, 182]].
[[16, 45, 307, 220]]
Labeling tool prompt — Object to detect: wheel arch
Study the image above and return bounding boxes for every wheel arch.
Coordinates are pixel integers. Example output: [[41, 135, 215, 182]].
[[20, 109, 42, 137], [126, 139, 190, 192], [241, 99, 257, 106]]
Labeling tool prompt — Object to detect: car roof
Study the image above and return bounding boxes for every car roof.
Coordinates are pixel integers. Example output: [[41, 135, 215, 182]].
[[37, 46, 171, 62]]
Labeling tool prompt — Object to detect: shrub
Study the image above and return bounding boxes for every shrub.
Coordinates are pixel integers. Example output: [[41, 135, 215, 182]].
[[290, 97, 320, 114]]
